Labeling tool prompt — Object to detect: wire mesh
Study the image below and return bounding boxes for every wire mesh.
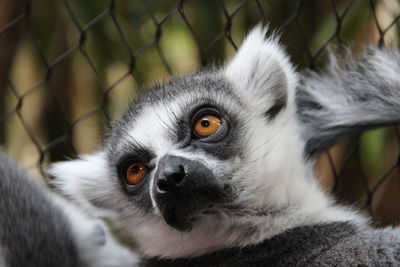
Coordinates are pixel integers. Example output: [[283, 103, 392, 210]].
[[0, 0, 399, 225]]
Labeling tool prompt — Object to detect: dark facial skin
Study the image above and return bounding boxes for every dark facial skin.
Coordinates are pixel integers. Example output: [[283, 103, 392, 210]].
[[152, 155, 230, 231]]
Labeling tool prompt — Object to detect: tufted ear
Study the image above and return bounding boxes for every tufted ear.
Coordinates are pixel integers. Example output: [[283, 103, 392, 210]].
[[48, 152, 116, 218], [225, 26, 298, 119]]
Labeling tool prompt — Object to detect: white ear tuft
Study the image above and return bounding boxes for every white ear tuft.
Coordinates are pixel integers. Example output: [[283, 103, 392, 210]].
[[48, 151, 115, 217], [225, 26, 298, 117]]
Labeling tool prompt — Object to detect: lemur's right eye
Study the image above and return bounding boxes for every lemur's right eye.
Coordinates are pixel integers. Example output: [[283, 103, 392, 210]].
[[126, 163, 148, 185]]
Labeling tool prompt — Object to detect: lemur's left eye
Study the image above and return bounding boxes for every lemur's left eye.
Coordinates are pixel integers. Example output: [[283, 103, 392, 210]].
[[191, 108, 228, 142], [126, 163, 148, 185], [194, 115, 221, 137]]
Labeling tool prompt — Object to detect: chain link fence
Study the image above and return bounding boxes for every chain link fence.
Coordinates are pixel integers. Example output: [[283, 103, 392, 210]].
[[0, 0, 399, 225]]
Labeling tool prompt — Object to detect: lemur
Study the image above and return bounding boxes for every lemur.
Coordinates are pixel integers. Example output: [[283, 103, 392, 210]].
[[1, 26, 400, 266]]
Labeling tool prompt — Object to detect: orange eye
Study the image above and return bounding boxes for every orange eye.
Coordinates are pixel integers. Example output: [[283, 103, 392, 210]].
[[194, 114, 221, 137], [126, 163, 148, 185]]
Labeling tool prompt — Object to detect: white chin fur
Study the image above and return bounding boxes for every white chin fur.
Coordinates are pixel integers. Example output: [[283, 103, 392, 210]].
[[49, 152, 117, 218]]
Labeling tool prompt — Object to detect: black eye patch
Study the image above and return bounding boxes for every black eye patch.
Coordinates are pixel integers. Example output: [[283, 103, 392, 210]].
[[173, 103, 241, 161]]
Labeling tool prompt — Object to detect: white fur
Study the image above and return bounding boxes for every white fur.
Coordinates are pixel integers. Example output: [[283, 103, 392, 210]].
[[50, 194, 140, 267], [49, 155, 140, 265], [225, 26, 298, 109], [49, 152, 117, 218], [50, 26, 368, 259]]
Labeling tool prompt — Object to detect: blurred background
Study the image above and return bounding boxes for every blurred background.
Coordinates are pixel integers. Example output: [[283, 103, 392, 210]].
[[0, 0, 399, 225]]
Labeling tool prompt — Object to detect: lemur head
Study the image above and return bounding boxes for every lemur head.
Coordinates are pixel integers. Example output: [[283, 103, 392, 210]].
[[50, 27, 316, 258]]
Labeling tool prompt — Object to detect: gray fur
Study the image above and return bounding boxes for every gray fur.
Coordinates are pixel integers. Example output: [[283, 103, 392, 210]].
[[0, 244, 7, 267], [143, 222, 400, 266], [297, 47, 400, 156], [0, 150, 81, 267]]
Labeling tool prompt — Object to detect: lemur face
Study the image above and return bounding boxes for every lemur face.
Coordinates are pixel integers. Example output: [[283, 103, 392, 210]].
[[50, 27, 304, 258], [106, 75, 244, 231]]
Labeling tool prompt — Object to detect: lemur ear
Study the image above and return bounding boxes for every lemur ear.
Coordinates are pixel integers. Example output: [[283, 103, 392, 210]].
[[48, 152, 115, 218], [225, 26, 298, 118]]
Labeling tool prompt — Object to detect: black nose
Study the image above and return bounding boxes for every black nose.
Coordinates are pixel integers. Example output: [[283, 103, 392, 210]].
[[156, 164, 186, 192], [153, 155, 227, 230]]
